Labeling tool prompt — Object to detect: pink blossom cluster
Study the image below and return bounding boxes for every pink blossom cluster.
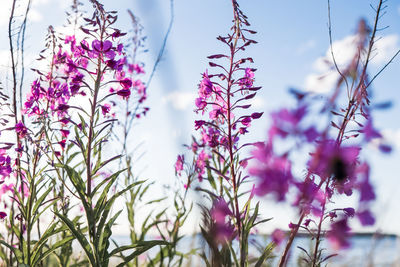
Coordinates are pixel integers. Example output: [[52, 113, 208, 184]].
[[248, 19, 390, 253], [0, 12, 149, 220]]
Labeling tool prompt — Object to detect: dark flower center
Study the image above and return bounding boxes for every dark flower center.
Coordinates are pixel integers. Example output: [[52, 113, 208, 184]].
[[331, 156, 347, 181]]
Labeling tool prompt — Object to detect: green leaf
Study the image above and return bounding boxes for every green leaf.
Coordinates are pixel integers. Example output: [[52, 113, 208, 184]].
[[96, 181, 144, 240], [207, 167, 217, 190], [92, 155, 121, 178], [31, 185, 54, 221], [0, 240, 23, 263], [97, 210, 122, 261], [255, 242, 275, 267], [31, 235, 74, 266], [55, 211, 96, 266], [113, 241, 169, 267], [66, 151, 81, 164]]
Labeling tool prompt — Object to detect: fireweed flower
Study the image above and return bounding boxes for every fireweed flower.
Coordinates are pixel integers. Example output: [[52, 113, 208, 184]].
[[268, 105, 318, 143], [0, 150, 12, 178], [174, 155, 184, 176], [210, 199, 234, 243], [271, 229, 285, 246], [308, 140, 359, 183], [249, 143, 292, 201], [327, 218, 351, 250], [116, 89, 131, 98], [15, 122, 28, 139], [176, 4, 264, 261], [239, 68, 255, 90], [252, 19, 389, 265], [101, 104, 111, 116]]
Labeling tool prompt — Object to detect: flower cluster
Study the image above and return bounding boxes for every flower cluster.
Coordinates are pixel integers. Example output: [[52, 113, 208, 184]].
[[250, 18, 390, 263]]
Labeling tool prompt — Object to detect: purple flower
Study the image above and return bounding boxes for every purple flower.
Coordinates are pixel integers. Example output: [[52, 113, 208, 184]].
[[117, 89, 131, 99], [343, 207, 355, 217], [0, 150, 12, 178], [271, 229, 285, 246], [250, 143, 293, 201], [101, 104, 111, 116], [92, 40, 112, 53], [15, 122, 27, 139], [210, 199, 235, 243], [198, 71, 213, 98], [195, 150, 208, 181], [327, 218, 351, 250], [194, 120, 206, 130], [60, 129, 70, 138], [308, 140, 359, 182], [120, 78, 133, 89], [211, 199, 232, 223], [356, 163, 375, 202], [57, 104, 70, 112], [241, 116, 252, 127], [239, 68, 255, 89], [357, 210, 375, 226], [362, 119, 381, 142], [175, 155, 184, 176]]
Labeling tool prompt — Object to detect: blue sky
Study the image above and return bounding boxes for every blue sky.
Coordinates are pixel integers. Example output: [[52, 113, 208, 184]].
[[0, 0, 400, 236]]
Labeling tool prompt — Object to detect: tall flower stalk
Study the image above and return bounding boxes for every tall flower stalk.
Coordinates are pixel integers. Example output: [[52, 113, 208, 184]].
[[177, 1, 274, 266], [249, 1, 394, 266]]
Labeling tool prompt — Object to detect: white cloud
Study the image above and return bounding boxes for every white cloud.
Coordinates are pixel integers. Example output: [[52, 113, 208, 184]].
[[304, 35, 358, 93], [248, 96, 265, 109], [162, 91, 196, 111], [296, 39, 316, 55], [371, 34, 399, 64], [0, 0, 52, 27], [28, 9, 43, 22], [0, 1, 12, 27], [381, 129, 400, 149], [304, 34, 400, 93], [304, 71, 339, 94], [0, 50, 11, 78]]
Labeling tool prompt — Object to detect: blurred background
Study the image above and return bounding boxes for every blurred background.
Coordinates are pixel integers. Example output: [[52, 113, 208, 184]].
[[0, 0, 399, 251]]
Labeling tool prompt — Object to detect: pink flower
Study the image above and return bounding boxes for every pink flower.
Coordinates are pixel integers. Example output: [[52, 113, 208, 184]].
[[239, 68, 254, 89], [117, 89, 131, 98], [101, 104, 111, 116], [60, 129, 70, 138], [58, 140, 66, 150], [0, 183, 14, 194], [175, 155, 184, 176], [362, 119, 381, 142], [120, 78, 132, 89], [0, 151, 12, 178], [195, 150, 208, 181], [92, 40, 112, 53], [210, 199, 235, 243], [343, 207, 355, 217], [15, 122, 27, 139], [308, 140, 359, 182], [327, 218, 351, 250], [357, 210, 375, 226], [194, 120, 206, 130], [250, 143, 293, 201], [271, 229, 285, 246]]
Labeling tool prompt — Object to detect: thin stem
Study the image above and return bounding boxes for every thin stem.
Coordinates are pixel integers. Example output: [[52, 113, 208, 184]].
[[311, 180, 329, 267], [227, 2, 244, 266], [8, 0, 25, 261], [278, 213, 305, 267]]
